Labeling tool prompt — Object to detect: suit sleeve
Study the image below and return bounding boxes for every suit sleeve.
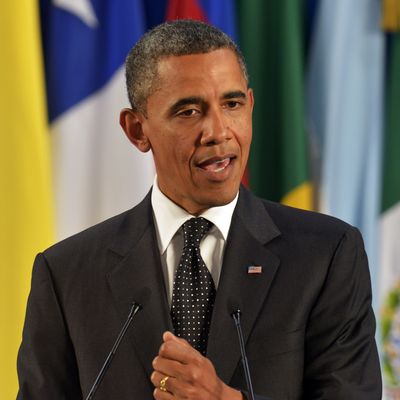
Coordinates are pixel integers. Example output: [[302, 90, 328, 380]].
[[17, 253, 82, 399], [303, 226, 382, 399]]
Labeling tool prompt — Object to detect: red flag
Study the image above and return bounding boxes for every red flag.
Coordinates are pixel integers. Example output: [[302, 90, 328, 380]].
[[166, 0, 206, 21]]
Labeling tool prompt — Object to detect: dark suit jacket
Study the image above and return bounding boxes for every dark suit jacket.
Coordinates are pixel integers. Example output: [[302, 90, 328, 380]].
[[17, 187, 381, 399]]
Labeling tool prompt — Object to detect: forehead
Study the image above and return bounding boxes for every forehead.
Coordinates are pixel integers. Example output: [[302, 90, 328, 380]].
[[154, 49, 247, 95]]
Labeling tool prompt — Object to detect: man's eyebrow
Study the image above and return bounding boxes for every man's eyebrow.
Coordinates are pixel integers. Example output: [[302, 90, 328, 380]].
[[221, 90, 247, 100], [169, 96, 205, 115]]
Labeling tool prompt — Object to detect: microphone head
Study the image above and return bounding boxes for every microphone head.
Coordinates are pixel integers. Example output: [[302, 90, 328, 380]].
[[231, 309, 241, 319], [132, 287, 152, 309], [227, 298, 242, 319]]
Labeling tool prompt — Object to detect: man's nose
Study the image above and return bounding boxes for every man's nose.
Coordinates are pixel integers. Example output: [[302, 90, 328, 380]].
[[200, 108, 231, 146]]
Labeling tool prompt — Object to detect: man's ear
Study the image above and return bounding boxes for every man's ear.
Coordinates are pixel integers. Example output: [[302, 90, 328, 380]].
[[248, 88, 254, 112], [120, 108, 151, 153]]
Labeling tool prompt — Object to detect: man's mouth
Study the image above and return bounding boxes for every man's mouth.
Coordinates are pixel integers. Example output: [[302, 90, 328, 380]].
[[197, 156, 234, 172]]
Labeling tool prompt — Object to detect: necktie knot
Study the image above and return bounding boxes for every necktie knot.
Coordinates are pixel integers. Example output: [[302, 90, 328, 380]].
[[182, 217, 212, 249]]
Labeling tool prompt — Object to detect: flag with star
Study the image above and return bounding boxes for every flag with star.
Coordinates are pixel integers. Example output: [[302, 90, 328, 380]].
[[41, 0, 155, 240]]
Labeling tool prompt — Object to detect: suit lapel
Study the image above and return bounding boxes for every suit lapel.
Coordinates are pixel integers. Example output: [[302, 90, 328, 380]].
[[107, 192, 173, 377], [207, 188, 281, 383]]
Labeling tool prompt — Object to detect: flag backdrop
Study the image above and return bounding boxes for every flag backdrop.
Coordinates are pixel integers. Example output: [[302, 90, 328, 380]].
[[380, 32, 400, 398], [306, 0, 385, 304], [237, 0, 313, 210], [0, 2, 54, 398], [3, 0, 400, 397]]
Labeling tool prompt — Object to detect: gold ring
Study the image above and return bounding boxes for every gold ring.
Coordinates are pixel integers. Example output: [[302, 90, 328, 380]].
[[159, 375, 169, 392]]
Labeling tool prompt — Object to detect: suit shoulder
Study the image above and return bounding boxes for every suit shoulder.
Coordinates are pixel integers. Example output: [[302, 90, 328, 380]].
[[47, 208, 124, 249], [43, 195, 151, 265], [253, 198, 367, 271], [260, 198, 358, 240], [237, 187, 360, 245]]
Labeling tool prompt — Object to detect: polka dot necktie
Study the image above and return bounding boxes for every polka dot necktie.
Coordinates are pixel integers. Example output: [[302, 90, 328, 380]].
[[171, 217, 216, 355]]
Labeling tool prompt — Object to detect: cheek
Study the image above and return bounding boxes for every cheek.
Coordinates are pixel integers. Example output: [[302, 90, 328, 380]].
[[232, 121, 252, 150], [174, 139, 197, 165], [229, 111, 252, 135], [241, 116, 253, 146], [157, 146, 193, 183]]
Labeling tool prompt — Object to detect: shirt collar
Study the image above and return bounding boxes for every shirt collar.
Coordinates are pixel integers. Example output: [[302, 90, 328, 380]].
[[151, 176, 238, 254]]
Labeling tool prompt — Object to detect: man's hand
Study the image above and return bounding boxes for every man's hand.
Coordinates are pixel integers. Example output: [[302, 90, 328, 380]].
[[151, 331, 243, 399]]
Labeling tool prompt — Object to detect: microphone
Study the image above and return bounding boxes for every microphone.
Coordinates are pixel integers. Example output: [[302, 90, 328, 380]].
[[231, 308, 256, 400], [85, 302, 142, 400]]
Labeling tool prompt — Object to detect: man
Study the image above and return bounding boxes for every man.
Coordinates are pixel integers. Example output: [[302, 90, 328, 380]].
[[17, 20, 381, 399]]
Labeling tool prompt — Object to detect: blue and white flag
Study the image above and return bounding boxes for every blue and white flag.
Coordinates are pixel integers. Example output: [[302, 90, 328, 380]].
[[41, 0, 154, 239]]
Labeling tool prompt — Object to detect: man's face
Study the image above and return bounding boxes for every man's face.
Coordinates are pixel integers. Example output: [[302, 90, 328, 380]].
[[122, 48, 253, 215]]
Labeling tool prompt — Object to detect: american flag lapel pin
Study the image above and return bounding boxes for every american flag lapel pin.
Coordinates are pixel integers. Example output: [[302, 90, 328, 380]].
[[247, 265, 263, 274]]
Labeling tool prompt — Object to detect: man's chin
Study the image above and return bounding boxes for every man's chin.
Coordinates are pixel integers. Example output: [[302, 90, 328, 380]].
[[194, 187, 240, 210]]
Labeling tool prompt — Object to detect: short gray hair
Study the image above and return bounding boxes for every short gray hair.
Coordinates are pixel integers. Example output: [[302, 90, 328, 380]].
[[125, 19, 248, 113]]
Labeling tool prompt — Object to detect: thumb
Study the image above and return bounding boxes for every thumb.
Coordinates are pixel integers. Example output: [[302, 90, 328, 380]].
[[163, 331, 191, 347]]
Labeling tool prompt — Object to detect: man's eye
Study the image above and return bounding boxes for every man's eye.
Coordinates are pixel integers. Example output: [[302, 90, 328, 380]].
[[225, 101, 241, 109], [177, 109, 199, 117]]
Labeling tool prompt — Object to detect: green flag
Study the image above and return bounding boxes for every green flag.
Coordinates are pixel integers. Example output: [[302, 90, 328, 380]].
[[237, 0, 312, 209], [380, 32, 400, 396]]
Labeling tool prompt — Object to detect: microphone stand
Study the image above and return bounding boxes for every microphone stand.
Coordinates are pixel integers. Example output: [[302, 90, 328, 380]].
[[85, 302, 142, 400], [231, 309, 255, 400]]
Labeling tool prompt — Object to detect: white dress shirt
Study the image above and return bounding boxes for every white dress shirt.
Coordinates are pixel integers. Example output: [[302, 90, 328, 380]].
[[151, 177, 238, 305]]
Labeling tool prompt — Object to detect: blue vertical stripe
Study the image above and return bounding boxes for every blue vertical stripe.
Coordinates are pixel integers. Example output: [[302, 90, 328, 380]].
[[199, 0, 237, 39]]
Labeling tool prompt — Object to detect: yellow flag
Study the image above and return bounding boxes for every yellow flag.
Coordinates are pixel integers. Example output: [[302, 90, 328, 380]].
[[0, 1, 54, 397], [281, 182, 314, 211], [382, 0, 400, 31]]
